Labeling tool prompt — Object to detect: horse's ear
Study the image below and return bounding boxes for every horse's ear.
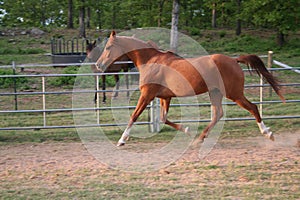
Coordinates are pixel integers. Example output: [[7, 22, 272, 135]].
[[86, 40, 90, 45], [92, 40, 96, 46], [110, 31, 116, 38]]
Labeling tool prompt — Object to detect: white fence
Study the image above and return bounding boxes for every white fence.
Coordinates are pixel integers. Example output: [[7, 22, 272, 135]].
[[0, 58, 299, 131]]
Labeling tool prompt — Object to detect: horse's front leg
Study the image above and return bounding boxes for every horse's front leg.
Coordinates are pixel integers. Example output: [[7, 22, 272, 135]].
[[117, 91, 155, 146]]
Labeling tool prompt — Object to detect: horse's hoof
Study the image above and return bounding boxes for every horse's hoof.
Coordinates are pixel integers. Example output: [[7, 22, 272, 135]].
[[184, 127, 191, 136], [262, 127, 271, 135], [191, 138, 203, 149], [198, 138, 205, 144], [117, 142, 125, 147], [265, 132, 275, 141]]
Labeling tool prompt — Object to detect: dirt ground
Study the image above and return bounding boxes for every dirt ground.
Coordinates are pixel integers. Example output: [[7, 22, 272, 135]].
[[0, 131, 299, 199]]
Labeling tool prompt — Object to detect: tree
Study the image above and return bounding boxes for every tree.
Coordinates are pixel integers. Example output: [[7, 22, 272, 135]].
[[243, 0, 300, 46], [157, 0, 166, 27], [1, 0, 65, 27], [170, 0, 180, 52], [78, 0, 86, 37], [236, 0, 241, 35], [67, 0, 74, 28], [211, 2, 217, 28]]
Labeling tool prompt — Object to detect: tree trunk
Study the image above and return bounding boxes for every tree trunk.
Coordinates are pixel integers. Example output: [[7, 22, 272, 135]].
[[79, 0, 86, 38], [236, 0, 241, 35], [212, 3, 217, 28], [158, 0, 165, 27], [67, 0, 74, 29], [112, 1, 117, 29], [277, 31, 285, 47], [86, 7, 91, 29], [96, 8, 102, 29], [170, 0, 180, 52]]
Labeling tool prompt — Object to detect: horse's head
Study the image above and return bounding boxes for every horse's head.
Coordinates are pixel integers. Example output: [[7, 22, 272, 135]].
[[86, 40, 97, 59], [96, 31, 125, 72]]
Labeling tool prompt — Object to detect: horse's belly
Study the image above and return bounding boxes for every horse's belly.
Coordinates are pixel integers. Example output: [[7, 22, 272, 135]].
[[140, 63, 208, 97]]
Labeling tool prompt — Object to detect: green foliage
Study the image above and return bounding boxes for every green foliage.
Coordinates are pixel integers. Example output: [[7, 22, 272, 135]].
[[1, 0, 66, 27], [1, 0, 299, 47], [219, 30, 227, 38], [0, 69, 28, 89], [49, 66, 78, 87], [201, 34, 278, 54], [243, 0, 300, 31], [0, 47, 45, 55]]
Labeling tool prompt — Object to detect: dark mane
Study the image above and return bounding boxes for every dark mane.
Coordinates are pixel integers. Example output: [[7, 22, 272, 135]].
[[163, 50, 184, 59]]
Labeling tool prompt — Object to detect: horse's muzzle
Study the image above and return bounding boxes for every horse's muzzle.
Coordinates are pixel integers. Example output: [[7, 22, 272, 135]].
[[95, 62, 104, 72]]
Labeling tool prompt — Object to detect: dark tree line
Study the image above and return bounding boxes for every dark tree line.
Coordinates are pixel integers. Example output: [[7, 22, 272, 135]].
[[1, 0, 299, 45]]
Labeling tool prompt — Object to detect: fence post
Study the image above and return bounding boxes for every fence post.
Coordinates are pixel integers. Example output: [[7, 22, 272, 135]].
[[96, 75, 100, 124], [42, 76, 46, 127], [267, 51, 273, 97], [12, 61, 18, 110], [150, 98, 161, 133], [155, 98, 161, 132], [259, 74, 263, 117], [150, 100, 155, 133]]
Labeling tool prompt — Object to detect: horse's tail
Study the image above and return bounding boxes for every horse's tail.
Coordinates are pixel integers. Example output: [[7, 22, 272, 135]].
[[236, 55, 285, 103]]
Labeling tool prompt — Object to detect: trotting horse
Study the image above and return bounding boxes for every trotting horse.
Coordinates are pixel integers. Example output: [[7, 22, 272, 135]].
[[86, 40, 133, 103], [96, 31, 285, 146]]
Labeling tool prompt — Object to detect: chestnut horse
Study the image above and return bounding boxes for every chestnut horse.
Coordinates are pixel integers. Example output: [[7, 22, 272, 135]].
[[96, 31, 285, 146], [86, 40, 133, 103]]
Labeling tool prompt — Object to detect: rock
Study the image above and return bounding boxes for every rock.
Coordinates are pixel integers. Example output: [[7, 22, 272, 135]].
[[30, 28, 45, 36], [21, 31, 28, 35], [8, 39, 16, 43]]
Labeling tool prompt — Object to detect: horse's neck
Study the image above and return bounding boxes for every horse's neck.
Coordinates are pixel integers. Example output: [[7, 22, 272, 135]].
[[119, 37, 153, 65], [128, 48, 158, 67]]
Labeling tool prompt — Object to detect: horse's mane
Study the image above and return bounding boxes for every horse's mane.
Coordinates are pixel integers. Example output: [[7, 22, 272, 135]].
[[164, 50, 183, 59], [117, 36, 183, 59]]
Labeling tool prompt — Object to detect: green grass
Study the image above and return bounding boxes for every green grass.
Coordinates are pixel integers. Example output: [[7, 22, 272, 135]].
[[0, 129, 79, 144]]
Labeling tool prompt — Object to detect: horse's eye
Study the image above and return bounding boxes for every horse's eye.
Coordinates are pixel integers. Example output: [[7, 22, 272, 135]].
[[106, 46, 111, 50]]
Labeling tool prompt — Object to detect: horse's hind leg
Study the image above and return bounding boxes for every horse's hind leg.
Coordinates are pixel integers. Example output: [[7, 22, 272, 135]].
[[125, 73, 130, 98], [113, 75, 120, 98], [93, 75, 98, 104], [199, 89, 224, 142], [102, 75, 106, 103], [234, 95, 274, 140], [160, 98, 189, 134]]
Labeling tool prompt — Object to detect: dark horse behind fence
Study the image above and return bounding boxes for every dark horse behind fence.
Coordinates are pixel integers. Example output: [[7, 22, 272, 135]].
[[86, 40, 134, 103], [96, 31, 285, 146]]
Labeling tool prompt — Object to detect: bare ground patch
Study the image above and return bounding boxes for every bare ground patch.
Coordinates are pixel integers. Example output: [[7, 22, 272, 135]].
[[0, 131, 299, 199]]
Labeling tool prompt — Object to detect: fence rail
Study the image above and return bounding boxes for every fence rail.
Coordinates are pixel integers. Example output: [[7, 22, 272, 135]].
[[0, 56, 299, 131]]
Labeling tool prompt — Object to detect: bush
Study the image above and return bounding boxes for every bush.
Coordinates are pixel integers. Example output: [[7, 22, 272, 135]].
[[219, 30, 227, 38], [0, 69, 28, 89], [49, 66, 78, 87], [188, 27, 202, 36]]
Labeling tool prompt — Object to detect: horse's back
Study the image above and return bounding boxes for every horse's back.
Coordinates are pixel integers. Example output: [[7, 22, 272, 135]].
[[187, 54, 245, 97]]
